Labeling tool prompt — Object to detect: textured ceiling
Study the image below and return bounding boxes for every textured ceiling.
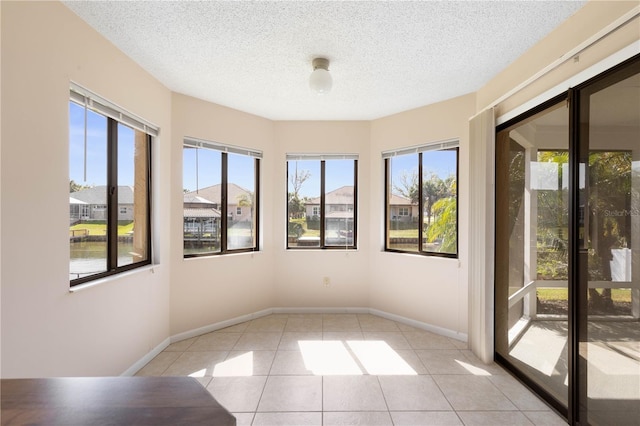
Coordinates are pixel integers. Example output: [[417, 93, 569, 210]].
[[63, 1, 587, 121]]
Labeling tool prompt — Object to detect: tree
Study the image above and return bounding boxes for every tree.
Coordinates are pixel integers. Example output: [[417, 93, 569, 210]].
[[536, 150, 569, 280], [289, 163, 311, 200], [393, 170, 453, 225], [288, 163, 311, 219], [427, 180, 457, 253], [70, 180, 92, 193], [535, 150, 632, 313], [393, 169, 419, 204], [423, 172, 451, 225], [587, 150, 631, 312], [288, 193, 306, 219], [236, 192, 253, 210]]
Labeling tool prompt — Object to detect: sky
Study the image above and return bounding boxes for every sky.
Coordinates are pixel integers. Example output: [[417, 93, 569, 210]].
[[69, 102, 138, 188], [388, 150, 457, 196], [183, 148, 256, 192], [288, 159, 356, 199], [287, 151, 456, 199], [71, 101, 456, 197]]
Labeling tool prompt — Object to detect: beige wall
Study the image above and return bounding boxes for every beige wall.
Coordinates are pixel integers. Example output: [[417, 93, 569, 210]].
[[1, 0, 638, 377], [1, 1, 172, 377], [273, 121, 371, 308], [170, 93, 276, 335], [369, 94, 476, 338]]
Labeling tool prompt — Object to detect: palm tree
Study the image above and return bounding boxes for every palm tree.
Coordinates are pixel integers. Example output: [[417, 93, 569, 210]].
[[427, 181, 457, 254], [423, 172, 452, 225], [236, 192, 254, 238]]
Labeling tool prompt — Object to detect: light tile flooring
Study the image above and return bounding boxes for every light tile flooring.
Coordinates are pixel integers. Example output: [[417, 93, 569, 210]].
[[136, 314, 567, 425]]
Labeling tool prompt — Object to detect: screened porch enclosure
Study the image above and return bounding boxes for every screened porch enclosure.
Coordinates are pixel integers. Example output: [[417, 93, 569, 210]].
[[495, 58, 640, 425]]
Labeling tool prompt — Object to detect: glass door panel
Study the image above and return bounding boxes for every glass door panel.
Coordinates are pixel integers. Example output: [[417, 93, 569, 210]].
[[581, 64, 640, 426], [496, 56, 640, 425], [496, 101, 570, 408]]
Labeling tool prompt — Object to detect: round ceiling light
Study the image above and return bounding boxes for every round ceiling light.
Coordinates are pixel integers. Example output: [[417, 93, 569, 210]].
[[309, 57, 332, 95]]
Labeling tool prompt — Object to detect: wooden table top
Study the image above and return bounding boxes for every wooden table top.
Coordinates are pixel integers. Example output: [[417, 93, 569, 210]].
[[1, 376, 236, 425]]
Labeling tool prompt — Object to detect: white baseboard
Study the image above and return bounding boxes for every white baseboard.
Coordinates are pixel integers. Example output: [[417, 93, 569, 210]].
[[169, 306, 468, 343], [121, 337, 171, 376], [170, 308, 274, 343], [369, 308, 468, 342], [125, 307, 467, 375], [273, 306, 370, 315]]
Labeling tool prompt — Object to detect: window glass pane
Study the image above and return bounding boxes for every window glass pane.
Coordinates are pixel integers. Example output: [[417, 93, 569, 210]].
[[495, 102, 569, 407], [324, 160, 355, 247], [227, 153, 256, 250], [117, 124, 149, 267], [69, 101, 108, 280], [288, 160, 320, 248], [183, 147, 221, 255], [422, 149, 457, 254], [584, 67, 639, 424], [387, 154, 419, 251]]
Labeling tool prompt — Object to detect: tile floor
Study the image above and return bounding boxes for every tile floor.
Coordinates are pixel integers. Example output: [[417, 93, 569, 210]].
[[136, 313, 567, 425]]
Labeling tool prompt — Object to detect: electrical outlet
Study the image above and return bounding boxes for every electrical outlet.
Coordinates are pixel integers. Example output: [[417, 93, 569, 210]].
[[323, 276, 330, 287]]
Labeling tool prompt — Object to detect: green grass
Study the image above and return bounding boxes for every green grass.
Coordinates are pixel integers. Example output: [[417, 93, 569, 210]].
[[388, 229, 421, 238], [70, 222, 134, 236], [537, 288, 631, 303]]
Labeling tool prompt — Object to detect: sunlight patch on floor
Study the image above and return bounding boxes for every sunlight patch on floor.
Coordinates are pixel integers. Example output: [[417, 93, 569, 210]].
[[188, 368, 207, 378], [347, 341, 417, 375], [454, 359, 491, 376], [213, 351, 254, 377], [299, 341, 363, 375]]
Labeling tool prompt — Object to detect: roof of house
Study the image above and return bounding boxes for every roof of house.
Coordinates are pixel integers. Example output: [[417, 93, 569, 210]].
[[306, 186, 414, 207], [184, 208, 221, 218], [70, 185, 134, 204], [389, 194, 414, 206], [307, 185, 354, 205], [184, 194, 216, 206], [184, 183, 252, 205], [326, 211, 354, 219], [69, 196, 87, 205]]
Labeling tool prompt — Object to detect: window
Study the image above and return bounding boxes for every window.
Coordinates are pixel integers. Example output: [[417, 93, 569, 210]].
[[183, 138, 261, 257], [384, 140, 458, 257], [287, 154, 358, 249], [69, 84, 155, 285]]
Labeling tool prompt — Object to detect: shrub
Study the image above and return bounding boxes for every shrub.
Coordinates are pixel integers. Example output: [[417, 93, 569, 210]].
[[288, 221, 304, 238], [306, 216, 320, 230]]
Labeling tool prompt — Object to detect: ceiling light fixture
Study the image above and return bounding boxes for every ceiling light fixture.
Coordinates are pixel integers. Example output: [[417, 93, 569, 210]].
[[309, 57, 332, 95]]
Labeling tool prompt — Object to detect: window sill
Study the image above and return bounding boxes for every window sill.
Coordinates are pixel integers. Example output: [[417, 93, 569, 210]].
[[383, 249, 458, 261], [69, 264, 160, 293], [285, 247, 359, 252], [183, 251, 261, 261]]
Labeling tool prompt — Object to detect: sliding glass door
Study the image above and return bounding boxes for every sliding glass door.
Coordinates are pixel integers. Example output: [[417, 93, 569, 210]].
[[495, 56, 639, 425], [577, 59, 640, 426], [495, 98, 570, 409]]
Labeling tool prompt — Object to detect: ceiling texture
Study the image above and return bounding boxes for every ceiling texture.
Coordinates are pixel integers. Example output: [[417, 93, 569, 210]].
[[63, 1, 587, 121]]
